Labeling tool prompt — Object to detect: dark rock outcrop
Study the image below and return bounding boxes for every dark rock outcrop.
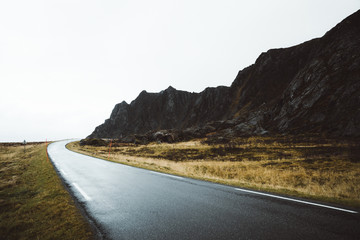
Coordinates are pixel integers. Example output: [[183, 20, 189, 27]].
[[89, 10, 360, 140], [90, 86, 231, 139]]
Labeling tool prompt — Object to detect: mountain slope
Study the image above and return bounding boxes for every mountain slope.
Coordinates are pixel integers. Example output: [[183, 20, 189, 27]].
[[89, 10, 360, 140]]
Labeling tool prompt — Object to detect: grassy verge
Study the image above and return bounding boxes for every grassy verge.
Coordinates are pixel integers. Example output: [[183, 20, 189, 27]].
[[0, 142, 94, 239], [67, 136, 360, 208]]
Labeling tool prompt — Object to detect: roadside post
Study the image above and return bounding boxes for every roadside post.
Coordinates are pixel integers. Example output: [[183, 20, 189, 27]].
[[23, 140, 26, 153]]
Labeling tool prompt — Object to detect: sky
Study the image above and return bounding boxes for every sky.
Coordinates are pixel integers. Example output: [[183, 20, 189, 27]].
[[1, 0, 359, 142]]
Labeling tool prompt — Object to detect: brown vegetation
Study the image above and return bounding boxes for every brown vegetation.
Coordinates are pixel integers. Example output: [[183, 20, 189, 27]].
[[68, 136, 360, 208]]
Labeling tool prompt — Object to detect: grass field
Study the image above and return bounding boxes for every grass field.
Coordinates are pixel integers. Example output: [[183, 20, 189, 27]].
[[68, 136, 360, 208], [0, 142, 93, 239]]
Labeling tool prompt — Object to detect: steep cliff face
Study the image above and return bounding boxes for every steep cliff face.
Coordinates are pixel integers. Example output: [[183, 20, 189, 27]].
[[271, 11, 360, 136], [228, 10, 360, 136], [89, 10, 360, 139], [90, 86, 231, 138]]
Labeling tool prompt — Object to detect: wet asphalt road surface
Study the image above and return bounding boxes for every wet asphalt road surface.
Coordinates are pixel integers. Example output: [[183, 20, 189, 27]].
[[48, 140, 360, 240]]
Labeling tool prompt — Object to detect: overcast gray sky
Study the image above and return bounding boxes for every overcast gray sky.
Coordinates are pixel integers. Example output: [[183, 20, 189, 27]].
[[1, 0, 359, 142]]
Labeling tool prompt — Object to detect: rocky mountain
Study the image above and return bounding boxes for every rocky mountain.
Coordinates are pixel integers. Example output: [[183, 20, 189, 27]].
[[90, 86, 231, 139], [88, 10, 360, 141]]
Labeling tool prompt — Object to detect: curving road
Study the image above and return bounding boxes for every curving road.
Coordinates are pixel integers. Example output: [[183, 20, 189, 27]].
[[48, 140, 360, 240]]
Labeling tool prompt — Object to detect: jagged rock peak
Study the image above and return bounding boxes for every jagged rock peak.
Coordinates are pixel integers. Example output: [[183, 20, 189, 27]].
[[160, 86, 177, 94], [139, 90, 148, 95], [166, 86, 176, 91]]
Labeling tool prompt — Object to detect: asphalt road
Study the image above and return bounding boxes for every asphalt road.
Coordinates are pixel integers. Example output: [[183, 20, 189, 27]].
[[48, 140, 360, 240]]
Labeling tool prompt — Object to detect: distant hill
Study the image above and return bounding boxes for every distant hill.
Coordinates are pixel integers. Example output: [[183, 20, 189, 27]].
[[88, 10, 360, 141]]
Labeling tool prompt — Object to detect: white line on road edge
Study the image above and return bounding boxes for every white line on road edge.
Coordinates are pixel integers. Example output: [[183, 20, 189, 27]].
[[234, 188, 357, 214], [60, 168, 68, 176], [151, 171, 184, 180], [73, 183, 92, 201]]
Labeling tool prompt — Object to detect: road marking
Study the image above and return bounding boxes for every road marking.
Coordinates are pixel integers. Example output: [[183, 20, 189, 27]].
[[234, 188, 357, 214], [60, 168, 68, 176], [73, 183, 92, 201], [151, 171, 184, 180]]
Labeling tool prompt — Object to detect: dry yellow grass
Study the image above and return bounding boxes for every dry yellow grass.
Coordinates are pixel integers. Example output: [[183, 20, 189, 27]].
[[67, 137, 360, 208], [0, 142, 94, 239]]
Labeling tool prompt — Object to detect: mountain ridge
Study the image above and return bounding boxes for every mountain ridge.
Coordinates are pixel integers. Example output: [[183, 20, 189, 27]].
[[88, 10, 360, 141]]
